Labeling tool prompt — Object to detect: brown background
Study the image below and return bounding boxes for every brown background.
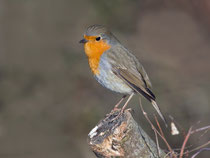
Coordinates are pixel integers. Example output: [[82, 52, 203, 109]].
[[0, 0, 210, 157]]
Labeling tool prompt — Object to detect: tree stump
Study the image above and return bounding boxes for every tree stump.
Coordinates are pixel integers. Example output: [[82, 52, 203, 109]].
[[87, 109, 167, 158]]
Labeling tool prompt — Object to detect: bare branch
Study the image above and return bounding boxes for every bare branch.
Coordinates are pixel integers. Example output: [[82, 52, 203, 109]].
[[138, 98, 177, 157], [191, 148, 210, 158], [179, 127, 192, 158], [190, 125, 210, 135]]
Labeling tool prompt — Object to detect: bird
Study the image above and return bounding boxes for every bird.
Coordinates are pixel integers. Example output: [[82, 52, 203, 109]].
[[79, 24, 167, 126]]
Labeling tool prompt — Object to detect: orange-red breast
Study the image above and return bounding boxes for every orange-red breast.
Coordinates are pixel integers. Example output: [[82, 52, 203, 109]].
[[80, 24, 167, 126]]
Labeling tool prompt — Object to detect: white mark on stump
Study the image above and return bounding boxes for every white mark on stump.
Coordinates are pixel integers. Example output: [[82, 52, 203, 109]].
[[88, 126, 98, 138]]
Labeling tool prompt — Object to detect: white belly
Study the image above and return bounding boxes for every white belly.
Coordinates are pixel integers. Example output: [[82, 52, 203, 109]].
[[94, 55, 133, 94]]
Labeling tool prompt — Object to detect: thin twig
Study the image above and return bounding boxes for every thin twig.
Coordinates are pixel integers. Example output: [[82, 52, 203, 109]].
[[190, 125, 210, 134], [199, 128, 210, 140], [176, 140, 210, 157], [191, 148, 210, 158], [154, 115, 162, 157], [174, 125, 210, 153], [154, 115, 164, 138], [138, 98, 175, 157], [154, 129, 160, 157], [179, 127, 192, 158]]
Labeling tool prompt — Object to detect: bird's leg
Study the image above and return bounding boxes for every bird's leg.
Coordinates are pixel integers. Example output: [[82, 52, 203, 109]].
[[111, 93, 134, 121], [113, 95, 127, 111], [120, 92, 134, 113]]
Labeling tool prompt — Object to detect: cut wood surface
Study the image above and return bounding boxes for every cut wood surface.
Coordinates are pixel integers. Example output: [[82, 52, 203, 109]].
[[87, 109, 168, 158]]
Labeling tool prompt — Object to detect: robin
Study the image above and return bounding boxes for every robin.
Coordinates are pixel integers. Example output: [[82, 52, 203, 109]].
[[80, 24, 167, 126]]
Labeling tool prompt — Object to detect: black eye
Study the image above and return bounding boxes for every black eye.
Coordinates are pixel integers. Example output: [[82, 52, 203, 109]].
[[96, 37, 101, 41]]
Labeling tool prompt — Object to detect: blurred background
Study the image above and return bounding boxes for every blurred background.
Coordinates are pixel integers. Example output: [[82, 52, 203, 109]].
[[0, 0, 210, 157]]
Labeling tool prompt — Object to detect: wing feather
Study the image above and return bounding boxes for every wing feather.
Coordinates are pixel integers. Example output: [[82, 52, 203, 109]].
[[112, 67, 155, 101]]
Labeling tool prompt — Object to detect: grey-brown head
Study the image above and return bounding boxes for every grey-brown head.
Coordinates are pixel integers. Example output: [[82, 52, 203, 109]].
[[79, 25, 119, 44]]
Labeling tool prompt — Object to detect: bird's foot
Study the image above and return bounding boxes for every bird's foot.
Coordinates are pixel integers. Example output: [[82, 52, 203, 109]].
[[112, 107, 121, 112], [112, 108, 132, 121], [119, 107, 132, 114], [110, 107, 132, 123]]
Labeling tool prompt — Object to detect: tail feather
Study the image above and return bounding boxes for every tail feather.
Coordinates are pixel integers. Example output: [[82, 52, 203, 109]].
[[134, 84, 168, 127], [133, 86, 168, 127], [129, 83, 168, 127], [112, 68, 167, 127], [123, 80, 168, 127], [145, 88, 156, 100], [151, 100, 168, 127]]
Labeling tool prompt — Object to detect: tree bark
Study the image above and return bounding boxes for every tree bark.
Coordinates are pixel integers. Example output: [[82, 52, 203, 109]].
[[87, 109, 167, 158]]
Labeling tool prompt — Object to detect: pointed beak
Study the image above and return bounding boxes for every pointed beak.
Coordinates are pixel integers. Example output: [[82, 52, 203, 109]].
[[79, 38, 87, 44]]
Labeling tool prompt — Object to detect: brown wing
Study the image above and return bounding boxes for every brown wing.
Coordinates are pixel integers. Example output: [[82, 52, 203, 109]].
[[135, 60, 152, 89], [107, 46, 167, 127], [112, 67, 155, 101], [106, 45, 155, 101]]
